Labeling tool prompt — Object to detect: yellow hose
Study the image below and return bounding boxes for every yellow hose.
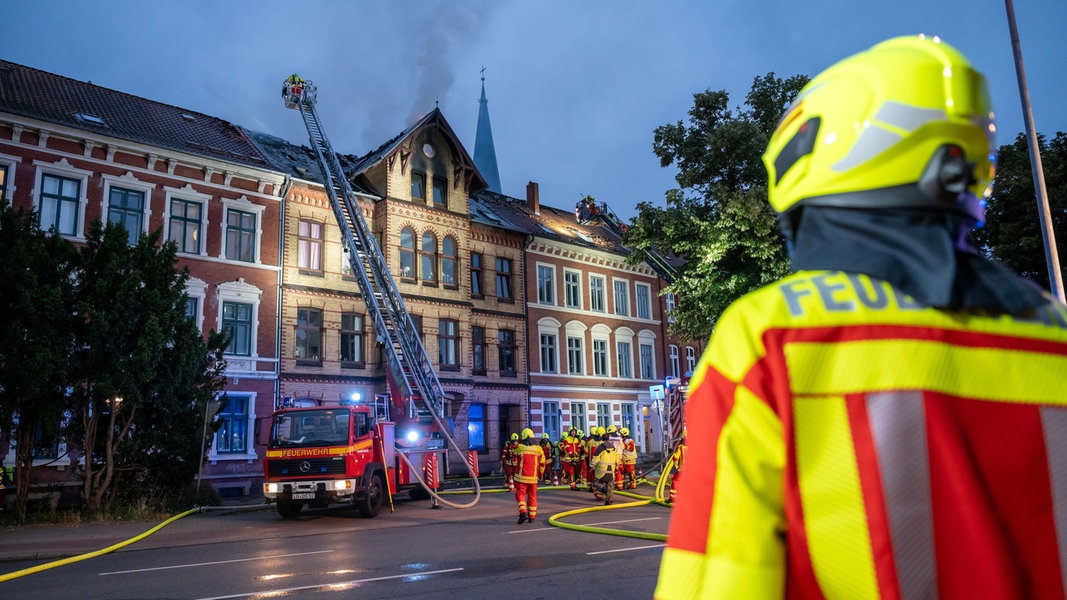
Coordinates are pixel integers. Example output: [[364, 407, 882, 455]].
[[0, 507, 198, 582]]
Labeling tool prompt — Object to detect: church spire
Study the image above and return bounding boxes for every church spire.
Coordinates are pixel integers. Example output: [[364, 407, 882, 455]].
[[473, 67, 502, 194]]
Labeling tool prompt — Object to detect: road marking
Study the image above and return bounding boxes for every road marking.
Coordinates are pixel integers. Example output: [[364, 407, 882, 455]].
[[194, 567, 465, 600], [99, 550, 334, 575], [586, 516, 662, 527], [587, 543, 665, 555]]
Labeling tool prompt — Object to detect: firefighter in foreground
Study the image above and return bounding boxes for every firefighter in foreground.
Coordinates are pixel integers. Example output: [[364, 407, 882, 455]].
[[656, 35, 1067, 599], [514, 428, 546, 524]]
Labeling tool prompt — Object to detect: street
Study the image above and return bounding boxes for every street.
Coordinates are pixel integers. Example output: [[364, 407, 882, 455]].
[[1, 487, 668, 599]]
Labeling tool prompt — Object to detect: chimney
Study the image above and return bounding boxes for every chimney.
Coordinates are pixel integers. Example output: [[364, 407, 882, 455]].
[[526, 181, 540, 215]]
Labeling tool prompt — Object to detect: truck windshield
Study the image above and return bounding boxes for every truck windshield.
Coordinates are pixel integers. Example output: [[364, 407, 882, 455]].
[[270, 409, 350, 448]]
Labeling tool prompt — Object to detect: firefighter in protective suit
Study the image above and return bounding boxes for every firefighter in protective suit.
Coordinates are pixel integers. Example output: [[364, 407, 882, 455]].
[[559, 428, 583, 489], [618, 427, 638, 489], [656, 35, 1067, 600], [501, 433, 520, 489], [590, 432, 619, 505], [514, 428, 546, 524]]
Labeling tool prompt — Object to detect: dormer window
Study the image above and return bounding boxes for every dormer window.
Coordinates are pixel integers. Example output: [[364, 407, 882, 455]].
[[75, 112, 106, 126]]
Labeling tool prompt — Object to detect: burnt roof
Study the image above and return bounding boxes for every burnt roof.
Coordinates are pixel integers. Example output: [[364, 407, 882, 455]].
[[0, 60, 271, 170]]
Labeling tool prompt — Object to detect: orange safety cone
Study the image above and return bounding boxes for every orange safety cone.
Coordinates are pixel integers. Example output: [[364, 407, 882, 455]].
[[552, 472, 559, 486], [508, 477, 515, 492]]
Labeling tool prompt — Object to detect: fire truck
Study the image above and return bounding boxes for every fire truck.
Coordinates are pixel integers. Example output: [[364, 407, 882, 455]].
[[264, 76, 479, 518]]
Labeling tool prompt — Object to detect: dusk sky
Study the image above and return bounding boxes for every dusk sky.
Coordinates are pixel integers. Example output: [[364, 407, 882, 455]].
[[3, 1, 1064, 220]]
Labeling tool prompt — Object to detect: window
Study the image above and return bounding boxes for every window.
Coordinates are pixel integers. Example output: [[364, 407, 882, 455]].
[[540, 333, 558, 373], [669, 345, 680, 378], [222, 301, 253, 356], [225, 208, 256, 262], [570, 402, 587, 432], [543, 401, 562, 443], [32, 419, 60, 460], [185, 277, 207, 332], [399, 228, 416, 279], [298, 220, 323, 273], [495, 258, 513, 301], [441, 236, 457, 287], [636, 283, 652, 319], [185, 297, 199, 321], [420, 232, 438, 284], [296, 308, 323, 365], [621, 403, 636, 437], [590, 275, 606, 312], [686, 346, 697, 374], [0, 164, 8, 201], [537, 264, 555, 305], [666, 292, 677, 324], [498, 329, 516, 375], [169, 198, 202, 254], [432, 176, 447, 208], [39, 173, 81, 236], [412, 170, 426, 200], [617, 341, 632, 378], [438, 318, 459, 370], [613, 279, 630, 316], [597, 402, 611, 429], [340, 312, 364, 367], [593, 339, 609, 377], [107, 186, 144, 243], [472, 326, 486, 375], [567, 336, 584, 375], [468, 403, 487, 452], [215, 395, 249, 454], [564, 270, 581, 309], [470, 252, 483, 297], [640, 343, 655, 379]]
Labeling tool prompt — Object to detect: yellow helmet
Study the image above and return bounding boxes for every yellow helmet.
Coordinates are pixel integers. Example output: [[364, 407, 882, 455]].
[[542, 432, 550, 439], [510, 433, 519, 441], [763, 35, 995, 227], [521, 428, 534, 440], [620, 427, 629, 437], [607, 425, 617, 434], [596, 426, 606, 436]]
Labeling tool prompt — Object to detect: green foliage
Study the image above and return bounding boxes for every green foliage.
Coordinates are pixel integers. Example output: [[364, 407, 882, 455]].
[[974, 132, 1067, 290], [629, 73, 807, 338]]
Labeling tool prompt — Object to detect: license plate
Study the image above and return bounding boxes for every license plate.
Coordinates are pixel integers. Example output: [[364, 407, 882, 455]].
[[291, 492, 315, 500]]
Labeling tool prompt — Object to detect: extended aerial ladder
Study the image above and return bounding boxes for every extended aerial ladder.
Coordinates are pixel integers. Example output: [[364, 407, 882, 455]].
[[282, 77, 480, 506], [575, 195, 678, 283]]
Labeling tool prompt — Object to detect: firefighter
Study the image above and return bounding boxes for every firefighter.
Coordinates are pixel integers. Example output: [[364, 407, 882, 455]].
[[559, 428, 583, 490], [589, 431, 619, 506], [538, 433, 556, 484], [605, 425, 624, 489], [501, 432, 520, 489], [656, 35, 1067, 599], [618, 427, 638, 489], [584, 427, 602, 492], [574, 429, 586, 487], [514, 428, 546, 524], [667, 433, 686, 503]]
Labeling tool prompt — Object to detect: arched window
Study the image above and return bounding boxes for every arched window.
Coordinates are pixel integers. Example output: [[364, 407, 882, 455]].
[[399, 227, 416, 279], [441, 236, 458, 287], [420, 231, 437, 284]]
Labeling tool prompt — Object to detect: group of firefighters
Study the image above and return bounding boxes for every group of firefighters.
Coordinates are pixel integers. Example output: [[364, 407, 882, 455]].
[[501, 426, 640, 520]]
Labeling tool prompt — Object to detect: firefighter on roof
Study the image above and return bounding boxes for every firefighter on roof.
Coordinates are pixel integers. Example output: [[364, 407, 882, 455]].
[[655, 34, 1067, 600], [514, 428, 546, 524]]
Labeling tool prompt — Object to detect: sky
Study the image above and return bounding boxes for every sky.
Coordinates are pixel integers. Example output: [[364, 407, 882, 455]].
[[3, 1, 1065, 221]]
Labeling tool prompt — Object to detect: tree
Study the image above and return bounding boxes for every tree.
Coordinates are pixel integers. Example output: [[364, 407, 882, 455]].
[[626, 72, 808, 339], [973, 131, 1067, 291], [0, 199, 77, 517], [65, 221, 228, 511]]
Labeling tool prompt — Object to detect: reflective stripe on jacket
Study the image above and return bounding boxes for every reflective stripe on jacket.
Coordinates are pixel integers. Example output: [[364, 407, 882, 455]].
[[514, 442, 546, 484], [656, 270, 1067, 600]]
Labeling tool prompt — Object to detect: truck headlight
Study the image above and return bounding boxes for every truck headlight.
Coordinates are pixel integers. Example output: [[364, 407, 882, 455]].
[[333, 479, 352, 491], [265, 483, 280, 494]]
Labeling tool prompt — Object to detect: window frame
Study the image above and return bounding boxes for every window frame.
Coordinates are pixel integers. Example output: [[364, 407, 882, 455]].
[[540, 332, 558, 374], [297, 219, 325, 275], [166, 193, 207, 256], [420, 231, 438, 285], [564, 269, 582, 309], [220, 197, 264, 264], [536, 263, 555, 305], [411, 170, 427, 201], [635, 282, 652, 320], [209, 392, 258, 461], [432, 175, 447, 209], [472, 325, 486, 375], [468, 402, 487, 452], [340, 312, 365, 368], [570, 401, 587, 433], [295, 307, 324, 366], [470, 252, 484, 298], [543, 401, 562, 443], [589, 274, 606, 313], [35, 164, 89, 239], [399, 227, 416, 281], [597, 402, 611, 429], [103, 179, 150, 244], [498, 328, 516, 376], [613, 278, 630, 317], [669, 344, 680, 378], [222, 301, 254, 357], [441, 235, 458, 288], [438, 318, 459, 371], [217, 280, 263, 358], [567, 335, 584, 375], [616, 340, 633, 378], [495, 257, 513, 302]]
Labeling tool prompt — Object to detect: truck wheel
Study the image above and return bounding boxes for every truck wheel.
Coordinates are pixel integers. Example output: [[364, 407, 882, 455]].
[[357, 473, 384, 518], [277, 501, 302, 518]]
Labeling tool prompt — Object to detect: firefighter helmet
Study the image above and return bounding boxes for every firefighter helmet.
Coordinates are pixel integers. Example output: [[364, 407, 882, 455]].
[[620, 427, 630, 437], [607, 425, 617, 434], [510, 433, 519, 441], [763, 35, 995, 227], [521, 428, 534, 440], [597, 426, 606, 436], [542, 432, 550, 439]]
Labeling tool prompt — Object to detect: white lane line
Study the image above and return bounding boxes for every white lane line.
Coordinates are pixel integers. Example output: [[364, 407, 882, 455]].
[[587, 543, 665, 555], [506, 526, 559, 534], [586, 516, 663, 527], [194, 567, 465, 600], [99, 550, 334, 575]]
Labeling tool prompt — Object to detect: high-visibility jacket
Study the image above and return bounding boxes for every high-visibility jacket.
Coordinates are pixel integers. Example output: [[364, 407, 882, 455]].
[[514, 442, 546, 484], [502, 440, 521, 468], [656, 270, 1067, 600], [590, 443, 619, 480], [620, 438, 637, 465], [559, 436, 582, 462], [584, 437, 600, 465]]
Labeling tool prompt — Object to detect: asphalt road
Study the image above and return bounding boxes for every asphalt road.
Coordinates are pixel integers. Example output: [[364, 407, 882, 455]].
[[1, 486, 669, 599]]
